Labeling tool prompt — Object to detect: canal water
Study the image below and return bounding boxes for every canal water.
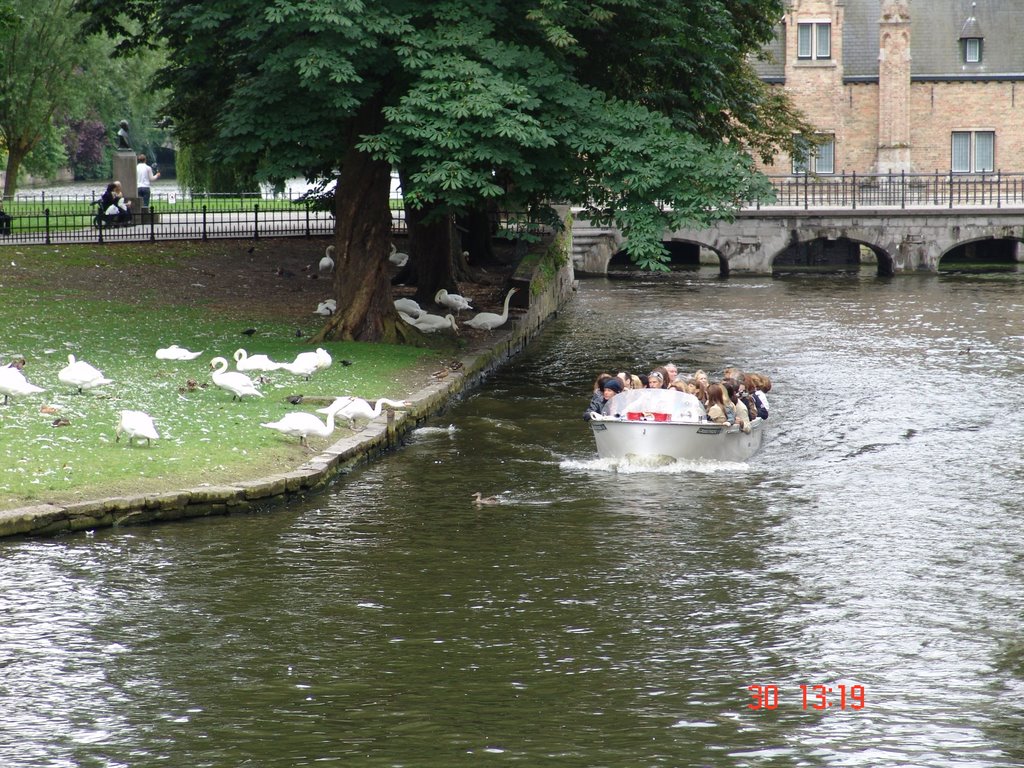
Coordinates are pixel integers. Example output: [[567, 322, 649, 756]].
[[3, 267, 1023, 767]]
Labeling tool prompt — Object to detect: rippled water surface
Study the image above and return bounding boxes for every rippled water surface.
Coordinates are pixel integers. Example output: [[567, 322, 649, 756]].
[[3, 268, 1024, 767]]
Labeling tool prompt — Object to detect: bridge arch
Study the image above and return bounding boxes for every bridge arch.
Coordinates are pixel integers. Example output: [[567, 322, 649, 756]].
[[573, 210, 1024, 277]]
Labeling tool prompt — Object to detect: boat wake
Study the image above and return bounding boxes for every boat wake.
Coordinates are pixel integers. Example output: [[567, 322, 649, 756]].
[[561, 455, 751, 475]]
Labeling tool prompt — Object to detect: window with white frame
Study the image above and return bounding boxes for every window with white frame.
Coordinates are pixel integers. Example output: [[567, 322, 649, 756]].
[[951, 131, 995, 173], [792, 135, 835, 175], [797, 21, 831, 60], [963, 38, 981, 63]]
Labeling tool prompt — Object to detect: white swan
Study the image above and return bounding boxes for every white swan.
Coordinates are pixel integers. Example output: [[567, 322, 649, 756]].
[[261, 408, 338, 448], [434, 288, 473, 314], [319, 245, 335, 274], [464, 287, 519, 331], [155, 344, 203, 360], [0, 366, 45, 404], [278, 347, 331, 379], [315, 299, 337, 316], [233, 348, 282, 372], [58, 354, 113, 393], [405, 312, 458, 334], [115, 410, 160, 446], [389, 243, 409, 267], [394, 298, 423, 318], [317, 396, 411, 431], [209, 356, 263, 399]]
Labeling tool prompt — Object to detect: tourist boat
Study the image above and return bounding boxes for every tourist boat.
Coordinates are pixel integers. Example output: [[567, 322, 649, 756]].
[[588, 389, 768, 462]]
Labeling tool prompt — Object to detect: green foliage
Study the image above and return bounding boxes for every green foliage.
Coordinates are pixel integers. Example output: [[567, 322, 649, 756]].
[[77, 0, 804, 271]]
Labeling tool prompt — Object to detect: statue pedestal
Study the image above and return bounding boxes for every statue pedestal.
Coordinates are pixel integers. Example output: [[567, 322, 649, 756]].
[[113, 150, 138, 199]]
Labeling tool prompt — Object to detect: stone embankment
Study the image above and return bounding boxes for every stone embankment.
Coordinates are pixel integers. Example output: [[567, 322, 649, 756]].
[[0, 224, 577, 539]]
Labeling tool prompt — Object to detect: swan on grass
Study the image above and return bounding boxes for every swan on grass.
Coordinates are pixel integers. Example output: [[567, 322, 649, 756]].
[[233, 348, 283, 372], [317, 396, 411, 431], [261, 408, 338, 448], [434, 288, 473, 314], [278, 347, 332, 379], [319, 245, 336, 274], [155, 344, 203, 361], [401, 312, 458, 334], [315, 299, 337, 316], [115, 410, 160, 446], [389, 243, 409, 267], [209, 356, 263, 399], [0, 366, 45, 404], [464, 287, 518, 331], [58, 354, 113, 393]]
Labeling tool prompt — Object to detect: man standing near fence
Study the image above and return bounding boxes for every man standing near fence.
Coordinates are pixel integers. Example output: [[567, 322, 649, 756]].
[[136, 154, 160, 208]]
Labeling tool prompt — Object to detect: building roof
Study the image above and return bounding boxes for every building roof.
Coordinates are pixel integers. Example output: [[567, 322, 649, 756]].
[[752, 0, 1024, 83]]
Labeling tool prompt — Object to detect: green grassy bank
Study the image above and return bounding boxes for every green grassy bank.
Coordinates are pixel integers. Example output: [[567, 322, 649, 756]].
[[0, 242, 445, 509]]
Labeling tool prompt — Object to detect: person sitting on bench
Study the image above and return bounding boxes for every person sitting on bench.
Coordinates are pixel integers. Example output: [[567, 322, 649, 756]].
[[99, 181, 132, 225]]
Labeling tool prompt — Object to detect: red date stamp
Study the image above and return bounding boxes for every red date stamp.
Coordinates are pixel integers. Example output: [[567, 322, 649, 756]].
[[748, 683, 866, 711]]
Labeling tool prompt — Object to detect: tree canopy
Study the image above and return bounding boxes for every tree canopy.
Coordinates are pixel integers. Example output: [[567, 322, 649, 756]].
[[78, 0, 807, 340]]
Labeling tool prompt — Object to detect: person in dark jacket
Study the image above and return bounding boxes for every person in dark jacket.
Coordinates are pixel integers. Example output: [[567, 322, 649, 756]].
[[99, 181, 132, 225], [584, 376, 623, 420]]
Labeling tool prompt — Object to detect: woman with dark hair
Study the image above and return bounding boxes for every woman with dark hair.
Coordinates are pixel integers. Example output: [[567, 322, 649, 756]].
[[99, 181, 132, 225], [583, 375, 623, 420]]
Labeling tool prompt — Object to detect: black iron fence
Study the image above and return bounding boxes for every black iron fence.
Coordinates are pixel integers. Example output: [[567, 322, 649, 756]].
[[0, 191, 342, 245], [761, 170, 1024, 210], [0, 190, 552, 247]]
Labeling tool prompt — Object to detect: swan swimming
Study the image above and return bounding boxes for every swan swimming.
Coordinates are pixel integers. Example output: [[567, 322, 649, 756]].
[[233, 348, 282, 372], [261, 408, 338, 448], [0, 366, 45, 404], [58, 354, 113, 393], [464, 287, 518, 331], [209, 356, 263, 399], [317, 396, 411, 431], [115, 410, 160, 446], [155, 344, 203, 360]]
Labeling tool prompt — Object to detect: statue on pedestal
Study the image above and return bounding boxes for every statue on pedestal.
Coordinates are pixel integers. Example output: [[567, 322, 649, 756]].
[[116, 120, 131, 150]]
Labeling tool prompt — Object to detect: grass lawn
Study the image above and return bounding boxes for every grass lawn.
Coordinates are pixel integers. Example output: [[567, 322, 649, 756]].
[[0, 240, 452, 509]]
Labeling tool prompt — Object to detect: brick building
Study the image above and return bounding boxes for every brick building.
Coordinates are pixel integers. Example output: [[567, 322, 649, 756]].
[[753, 0, 1024, 177]]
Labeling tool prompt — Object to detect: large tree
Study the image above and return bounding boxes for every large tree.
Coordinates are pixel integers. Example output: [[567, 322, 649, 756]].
[[79, 0, 806, 341], [0, 0, 96, 199]]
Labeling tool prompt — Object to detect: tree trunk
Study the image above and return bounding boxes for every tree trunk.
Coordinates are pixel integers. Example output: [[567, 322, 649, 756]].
[[310, 107, 412, 343], [2, 144, 29, 201], [457, 204, 497, 267], [406, 203, 463, 308]]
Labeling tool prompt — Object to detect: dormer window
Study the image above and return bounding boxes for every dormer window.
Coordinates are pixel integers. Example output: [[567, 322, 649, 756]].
[[959, 3, 983, 64], [797, 21, 831, 61], [962, 37, 981, 64]]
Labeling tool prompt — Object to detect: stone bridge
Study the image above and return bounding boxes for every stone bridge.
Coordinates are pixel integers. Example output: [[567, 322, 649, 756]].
[[572, 207, 1024, 276]]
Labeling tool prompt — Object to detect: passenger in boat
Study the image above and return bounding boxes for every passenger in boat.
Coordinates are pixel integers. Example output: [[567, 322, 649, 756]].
[[664, 363, 678, 384], [590, 372, 615, 393], [629, 373, 643, 391], [705, 383, 731, 425], [693, 369, 709, 389], [725, 380, 752, 433], [648, 366, 670, 389], [720, 380, 737, 424], [747, 373, 770, 419], [583, 376, 623, 420]]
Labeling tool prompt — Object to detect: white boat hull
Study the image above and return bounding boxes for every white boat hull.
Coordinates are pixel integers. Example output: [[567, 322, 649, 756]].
[[590, 417, 768, 462]]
